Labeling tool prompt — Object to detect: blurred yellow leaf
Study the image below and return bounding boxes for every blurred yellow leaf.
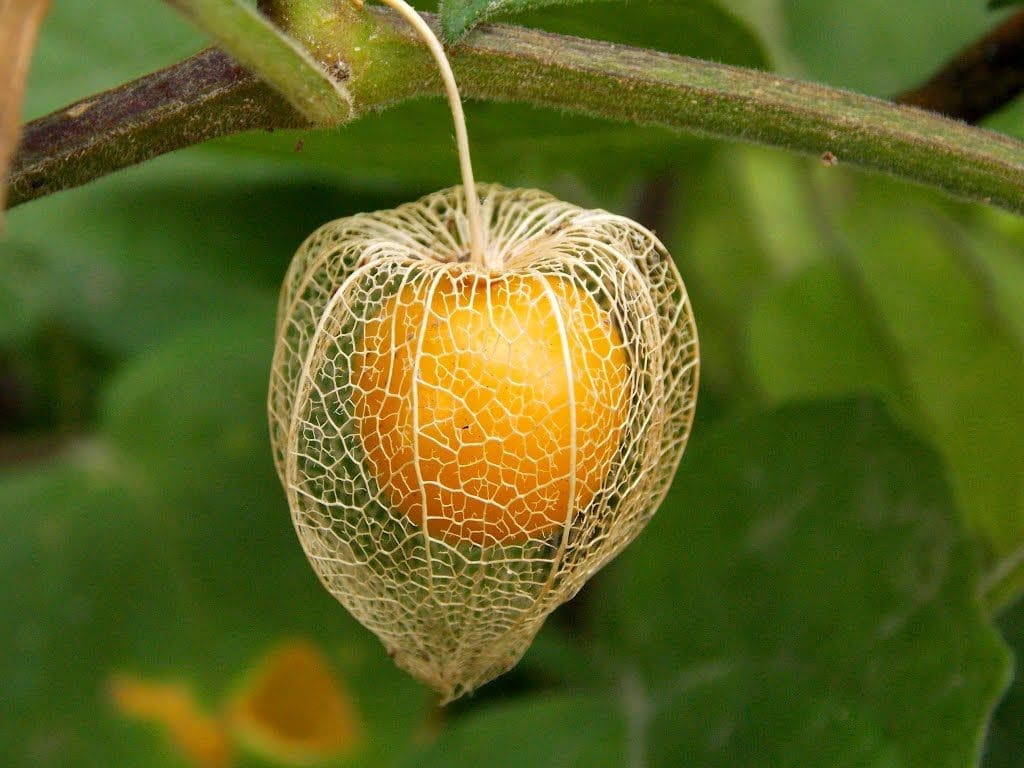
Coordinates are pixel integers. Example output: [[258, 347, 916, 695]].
[[228, 639, 362, 765], [109, 674, 233, 768]]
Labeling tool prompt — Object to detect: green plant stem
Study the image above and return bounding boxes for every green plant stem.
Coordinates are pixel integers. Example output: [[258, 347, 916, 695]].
[[9, 6, 1024, 215], [164, 0, 351, 124]]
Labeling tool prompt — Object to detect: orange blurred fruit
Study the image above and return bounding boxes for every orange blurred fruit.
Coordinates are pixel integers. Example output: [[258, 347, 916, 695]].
[[352, 269, 628, 546]]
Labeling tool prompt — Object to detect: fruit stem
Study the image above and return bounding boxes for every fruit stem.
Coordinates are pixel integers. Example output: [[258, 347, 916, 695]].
[[352, 0, 489, 268]]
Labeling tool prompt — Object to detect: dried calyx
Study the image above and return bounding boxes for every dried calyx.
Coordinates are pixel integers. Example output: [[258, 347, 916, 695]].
[[269, 0, 698, 701]]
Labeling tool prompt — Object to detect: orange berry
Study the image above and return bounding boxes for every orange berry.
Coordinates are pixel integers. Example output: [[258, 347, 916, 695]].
[[352, 269, 628, 547]]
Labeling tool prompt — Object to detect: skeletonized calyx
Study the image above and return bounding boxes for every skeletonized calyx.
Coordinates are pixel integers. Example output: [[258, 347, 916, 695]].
[[268, 184, 698, 701]]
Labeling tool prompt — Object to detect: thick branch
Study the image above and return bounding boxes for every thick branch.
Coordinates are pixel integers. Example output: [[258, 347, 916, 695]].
[[897, 9, 1024, 124], [10, 49, 304, 206], [9, 8, 1024, 215]]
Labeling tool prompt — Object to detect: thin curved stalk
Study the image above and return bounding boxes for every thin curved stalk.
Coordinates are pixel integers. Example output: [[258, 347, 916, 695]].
[[360, 0, 488, 266], [8, 7, 1024, 216]]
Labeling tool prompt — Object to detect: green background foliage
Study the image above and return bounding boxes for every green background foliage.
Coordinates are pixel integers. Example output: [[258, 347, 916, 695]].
[[3, 0, 1023, 766]]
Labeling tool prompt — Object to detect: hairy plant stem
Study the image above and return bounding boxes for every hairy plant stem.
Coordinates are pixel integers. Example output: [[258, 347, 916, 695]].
[[9, 5, 1024, 216]]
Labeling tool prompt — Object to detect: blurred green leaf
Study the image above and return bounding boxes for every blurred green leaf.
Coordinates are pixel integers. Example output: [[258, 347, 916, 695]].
[[0, 455, 230, 767], [662, 147, 825, 395], [25, 0, 202, 119], [839, 196, 1024, 566], [3, 151, 412, 356], [99, 304, 277, 505], [984, 599, 1024, 767], [945, 209, 1024, 350], [597, 400, 1009, 766], [4, 155, 278, 356], [0, 243, 50, 348], [0, 312, 432, 766], [212, 101, 704, 208], [440, 0, 568, 42], [748, 261, 903, 402], [748, 178, 1024, 580], [513, 0, 768, 67], [442, 0, 769, 70], [779, 0, 995, 96], [406, 695, 628, 767]]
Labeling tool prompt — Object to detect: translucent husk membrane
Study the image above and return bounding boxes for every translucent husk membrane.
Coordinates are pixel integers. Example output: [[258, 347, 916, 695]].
[[269, 184, 698, 701]]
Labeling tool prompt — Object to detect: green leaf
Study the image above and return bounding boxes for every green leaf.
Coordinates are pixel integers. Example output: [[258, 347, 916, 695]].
[[24, 1, 202, 120], [99, 305, 278, 505], [404, 695, 628, 767], [984, 599, 1024, 767], [439, 0, 770, 55], [598, 400, 1009, 766], [0, 461, 196, 768], [440, 0, 536, 41], [747, 177, 1024, 595], [3, 150, 410, 356], [212, 101, 706, 208], [0, 242, 51, 348], [659, 147, 829, 395], [748, 262, 903, 402], [987, 0, 1021, 8], [0, 315, 432, 766], [779, 0, 995, 96]]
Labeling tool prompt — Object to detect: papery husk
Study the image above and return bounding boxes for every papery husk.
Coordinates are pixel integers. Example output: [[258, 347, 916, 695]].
[[268, 184, 698, 701]]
